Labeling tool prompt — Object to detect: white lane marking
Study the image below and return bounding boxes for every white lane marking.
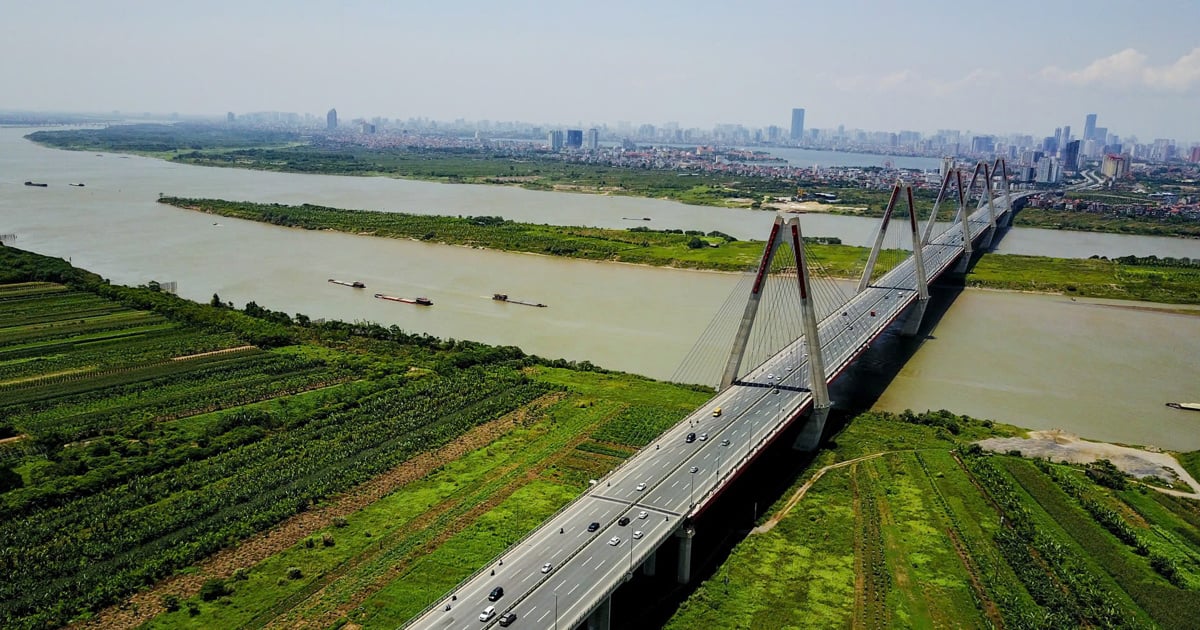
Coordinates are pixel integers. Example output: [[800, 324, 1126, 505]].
[[538, 609, 550, 622], [569, 582, 582, 596]]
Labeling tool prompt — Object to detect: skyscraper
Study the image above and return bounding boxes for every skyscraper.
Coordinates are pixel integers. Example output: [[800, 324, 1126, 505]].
[[586, 128, 599, 150], [1083, 114, 1097, 143], [326, 108, 338, 131], [547, 130, 564, 151], [790, 108, 805, 141], [1062, 140, 1081, 172], [566, 129, 583, 149]]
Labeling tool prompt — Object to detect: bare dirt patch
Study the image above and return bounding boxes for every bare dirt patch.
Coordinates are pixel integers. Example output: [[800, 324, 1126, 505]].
[[977, 429, 1200, 499]]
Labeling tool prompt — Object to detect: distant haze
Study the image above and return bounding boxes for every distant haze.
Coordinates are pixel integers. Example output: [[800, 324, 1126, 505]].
[[3, 0, 1199, 141]]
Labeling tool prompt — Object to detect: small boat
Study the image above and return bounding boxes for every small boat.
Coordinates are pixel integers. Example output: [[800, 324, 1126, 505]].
[[24, 181, 48, 187], [375, 293, 432, 306], [328, 278, 366, 289], [1166, 402, 1200, 412], [69, 183, 85, 187], [492, 293, 547, 308]]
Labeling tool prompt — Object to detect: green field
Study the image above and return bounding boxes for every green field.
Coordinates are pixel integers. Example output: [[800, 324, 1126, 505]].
[[669, 411, 1200, 629]]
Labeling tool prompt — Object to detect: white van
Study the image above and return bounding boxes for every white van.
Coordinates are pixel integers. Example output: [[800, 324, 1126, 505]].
[[479, 605, 496, 622]]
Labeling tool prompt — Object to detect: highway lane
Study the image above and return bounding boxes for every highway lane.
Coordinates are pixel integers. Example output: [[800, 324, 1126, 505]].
[[407, 198, 1012, 630]]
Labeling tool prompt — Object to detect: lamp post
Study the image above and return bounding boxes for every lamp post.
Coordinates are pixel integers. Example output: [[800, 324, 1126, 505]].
[[554, 592, 558, 630]]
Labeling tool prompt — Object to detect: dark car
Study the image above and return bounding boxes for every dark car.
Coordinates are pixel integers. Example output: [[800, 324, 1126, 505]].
[[587, 521, 600, 532], [686, 432, 696, 443], [617, 516, 630, 526], [488, 586, 504, 602], [498, 612, 518, 627]]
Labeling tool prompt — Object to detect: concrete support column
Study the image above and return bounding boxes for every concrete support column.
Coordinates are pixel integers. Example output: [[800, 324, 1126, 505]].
[[642, 549, 657, 577], [676, 527, 696, 584], [792, 405, 831, 452], [901, 185, 930, 338], [586, 595, 611, 630]]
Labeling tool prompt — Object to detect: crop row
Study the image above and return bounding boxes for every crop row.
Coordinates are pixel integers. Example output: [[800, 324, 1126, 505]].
[[0, 326, 240, 383], [962, 454, 1138, 628], [0, 291, 127, 327], [1035, 461, 1150, 555], [0, 349, 273, 415], [0, 310, 165, 348], [0, 367, 553, 629], [589, 404, 690, 447]]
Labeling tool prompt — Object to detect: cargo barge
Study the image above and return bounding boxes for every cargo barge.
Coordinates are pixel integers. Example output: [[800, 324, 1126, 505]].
[[375, 293, 432, 306], [493, 293, 547, 308], [1166, 402, 1200, 412], [328, 278, 366, 289]]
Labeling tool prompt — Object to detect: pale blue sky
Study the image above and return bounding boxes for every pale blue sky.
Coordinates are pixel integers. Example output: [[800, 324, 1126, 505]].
[[3, 0, 1199, 141]]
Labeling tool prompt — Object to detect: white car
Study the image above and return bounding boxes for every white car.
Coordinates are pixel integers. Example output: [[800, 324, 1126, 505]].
[[541, 563, 552, 574], [689, 466, 699, 473], [633, 530, 643, 539], [637, 510, 648, 519], [608, 536, 621, 546], [768, 373, 775, 379], [698, 433, 708, 441], [480, 606, 496, 622], [636, 482, 647, 491]]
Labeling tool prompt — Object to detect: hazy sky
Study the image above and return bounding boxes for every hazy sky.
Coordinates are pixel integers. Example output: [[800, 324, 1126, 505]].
[[4, 0, 1200, 142]]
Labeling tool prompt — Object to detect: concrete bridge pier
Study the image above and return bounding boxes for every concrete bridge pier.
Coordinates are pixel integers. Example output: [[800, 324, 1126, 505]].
[[676, 526, 696, 584], [641, 549, 657, 577], [979, 224, 996, 250], [900, 298, 928, 337], [585, 595, 611, 630], [792, 404, 830, 451]]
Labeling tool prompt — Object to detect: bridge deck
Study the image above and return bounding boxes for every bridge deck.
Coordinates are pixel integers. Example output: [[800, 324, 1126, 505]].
[[406, 199, 1011, 630]]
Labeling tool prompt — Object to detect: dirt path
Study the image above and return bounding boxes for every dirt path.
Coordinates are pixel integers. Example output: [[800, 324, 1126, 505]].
[[272, 398, 622, 629], [70, 393, 565, 630], [751, 452, 890, 534], [170, 344, 256, 360]]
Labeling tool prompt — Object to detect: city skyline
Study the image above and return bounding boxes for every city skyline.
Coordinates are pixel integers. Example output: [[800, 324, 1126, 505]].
[[2, 0, 1200, 141]]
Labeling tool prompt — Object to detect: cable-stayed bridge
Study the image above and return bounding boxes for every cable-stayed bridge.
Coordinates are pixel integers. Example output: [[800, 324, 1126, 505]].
[[405, 159, 1019, 630]]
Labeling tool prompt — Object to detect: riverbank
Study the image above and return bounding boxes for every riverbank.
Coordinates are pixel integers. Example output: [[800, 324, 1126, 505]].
[[160, 197, 1200, 305], [158, 197, 873, 276]]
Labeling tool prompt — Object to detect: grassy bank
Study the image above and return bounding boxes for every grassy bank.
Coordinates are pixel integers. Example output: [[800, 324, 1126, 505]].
[[161, 196, 1200, 304], [668, 411, 1200, 629], [967, 252, 1200, 304], [159, 196, 876, 276]]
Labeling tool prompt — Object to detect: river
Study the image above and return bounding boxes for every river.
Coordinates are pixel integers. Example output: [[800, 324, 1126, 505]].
[[3, 127, 1199, 450]]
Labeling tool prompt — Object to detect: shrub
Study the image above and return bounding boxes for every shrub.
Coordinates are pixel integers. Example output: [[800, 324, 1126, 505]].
[[322, 532, 335, 547], [332, 516, 348, 528], [232, 567, 249, 581], [199, 579, 229, 602], [286, 566, 303, 580], [160, 594, 180, 612]]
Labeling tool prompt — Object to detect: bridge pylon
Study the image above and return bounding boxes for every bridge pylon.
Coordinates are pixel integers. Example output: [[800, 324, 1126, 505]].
[[979, 161, 999, 250], [952, 167, 975, 275], [900, 185, 931, 337], [719, 214, 831, 447]]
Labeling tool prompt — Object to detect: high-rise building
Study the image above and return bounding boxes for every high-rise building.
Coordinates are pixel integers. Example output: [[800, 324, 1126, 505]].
[[1083, 114, 1097, 142], [1061, 125, 1071, 149], [1035, 158, 1062, 184], [790, 108, 805, 141], [326, 108, 338, 131], [586, 128, 599, 150], [566, 129, 583, 149], [1101, 154, 1129, 178], [1062, 140, 1081, 172], [226, 112, 235, 123], [547, 130, 564, 151], [1190, 146, 1200, 163]]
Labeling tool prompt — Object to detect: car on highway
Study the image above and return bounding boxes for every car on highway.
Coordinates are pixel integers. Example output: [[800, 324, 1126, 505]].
[[488, 586, 504, 601], [587, 522, 600, 532], [686, 432, 696, 443], [608, 536, 621, 546], [479, 605, 496, 622], [720, 439, 730, 446], [541, 562, 553, 574], [689, 466, 699, 473], [498, 612, 517, 627], [633, 530, 644, 539], [618, 516, 631, 526], [712, 407, 722, 417], [636, 482, 647, 491], [699, 433, 708, 441], [768, 373, 775, 379], [637, 510, 648, 519]]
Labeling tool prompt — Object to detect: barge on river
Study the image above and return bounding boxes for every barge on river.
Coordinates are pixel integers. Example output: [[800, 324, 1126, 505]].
[[492, 293, 547, 308], [328, 278, 366, 289], [375, 293, 432, 306]]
